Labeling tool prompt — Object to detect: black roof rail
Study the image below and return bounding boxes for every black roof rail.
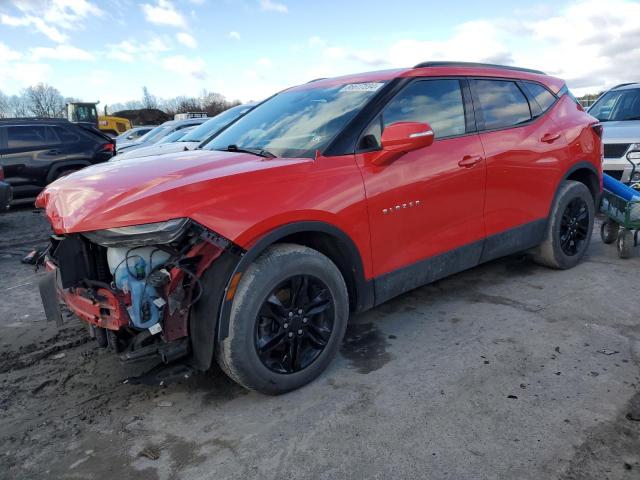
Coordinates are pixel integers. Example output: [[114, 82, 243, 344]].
[[0, 117, 70, 122], [609, 82, 637, 90], [413, 61, 545, 75]]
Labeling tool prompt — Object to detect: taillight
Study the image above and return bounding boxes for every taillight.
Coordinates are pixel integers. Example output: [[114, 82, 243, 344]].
[[592, 123, 603, 138], [0, 166, 4, 181], [101, 142, 115, 153]]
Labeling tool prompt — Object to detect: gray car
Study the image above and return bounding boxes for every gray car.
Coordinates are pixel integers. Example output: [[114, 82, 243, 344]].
[[588, 83, 640, 184], [114, 126, 157, 146], [116, 117, 208, 154]]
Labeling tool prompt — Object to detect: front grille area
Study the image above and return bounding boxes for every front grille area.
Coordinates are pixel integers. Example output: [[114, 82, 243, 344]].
[[604, 170, 624, 180], [50, 235, 111, 288], [604, 143, 631, 158]]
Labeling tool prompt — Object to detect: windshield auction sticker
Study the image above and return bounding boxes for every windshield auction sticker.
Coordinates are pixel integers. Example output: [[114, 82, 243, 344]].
[[339, 82, 385, 92]]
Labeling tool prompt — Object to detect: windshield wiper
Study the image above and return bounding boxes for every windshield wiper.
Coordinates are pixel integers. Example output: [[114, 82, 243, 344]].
[[222, 144, 277, 158]]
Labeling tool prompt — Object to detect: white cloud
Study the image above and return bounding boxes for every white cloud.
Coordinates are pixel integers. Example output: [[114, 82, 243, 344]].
[[107, 37, 171, 63], [259, 0, 288, 13], [257, 57, 273, 68], [31, 45, 94, 61], [161, 55, 206, 80], [176, 32, 197, 48], [1, 0, 103, 43], [308, 36, 325, 48], [141, 0, 186, 28], [0, 42, 22, 63], [229, 31, 241, 40]]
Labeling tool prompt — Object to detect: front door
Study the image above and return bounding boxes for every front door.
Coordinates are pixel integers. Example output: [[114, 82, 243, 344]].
[[355, 78, 486, 302]]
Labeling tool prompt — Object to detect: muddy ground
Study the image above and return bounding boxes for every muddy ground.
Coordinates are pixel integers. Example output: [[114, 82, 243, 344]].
[[0, 207, 639, 480]]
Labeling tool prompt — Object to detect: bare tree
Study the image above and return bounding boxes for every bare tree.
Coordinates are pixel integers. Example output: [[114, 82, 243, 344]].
[[0, 91, 9, 118], [24, 83, 65, 118], [142, 86, 158, 109]]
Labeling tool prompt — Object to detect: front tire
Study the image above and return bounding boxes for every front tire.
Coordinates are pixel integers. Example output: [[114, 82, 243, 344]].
[[617, 229, 635, 259], [216, 244, 349, 394], [532, 180, 595, 269]]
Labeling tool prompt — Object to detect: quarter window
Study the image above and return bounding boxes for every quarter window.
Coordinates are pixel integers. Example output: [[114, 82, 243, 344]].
[[473, 80, 531, 130], [522, 82, 556, 113], [7, 125, 48, 149], [382, 79, 466, 139]]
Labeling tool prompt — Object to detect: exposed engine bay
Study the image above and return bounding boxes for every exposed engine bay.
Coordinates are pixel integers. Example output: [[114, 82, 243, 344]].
[[39, 221, 243, 364]]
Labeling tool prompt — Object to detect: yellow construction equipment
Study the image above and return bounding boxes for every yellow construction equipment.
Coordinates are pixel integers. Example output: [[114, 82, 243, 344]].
[[66, 102, 132, 137]]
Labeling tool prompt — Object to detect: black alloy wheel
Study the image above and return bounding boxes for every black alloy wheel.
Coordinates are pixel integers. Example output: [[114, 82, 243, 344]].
[[559, 197, 590, 256], [255, 275, 334, 374]]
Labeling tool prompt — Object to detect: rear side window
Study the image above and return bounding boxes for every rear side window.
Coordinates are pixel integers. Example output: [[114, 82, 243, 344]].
[[51, 126, 80, 143], [522, 82, 556, 113], [382, 79, 466, 138], [7, 125, 48, 149], [473, 80, 531, 130]]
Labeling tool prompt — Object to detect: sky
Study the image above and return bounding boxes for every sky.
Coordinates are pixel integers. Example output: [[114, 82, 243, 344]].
[[0, 0, 639, 106]]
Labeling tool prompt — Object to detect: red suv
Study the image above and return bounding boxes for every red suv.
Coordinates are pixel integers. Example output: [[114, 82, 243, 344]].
[[37, 62, 602, 394]]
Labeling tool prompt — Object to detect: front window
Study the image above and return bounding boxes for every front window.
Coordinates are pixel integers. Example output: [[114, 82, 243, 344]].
[[205, 82, 386, 158], [589, 88, 640, 122], [137, 125, 172, 143]]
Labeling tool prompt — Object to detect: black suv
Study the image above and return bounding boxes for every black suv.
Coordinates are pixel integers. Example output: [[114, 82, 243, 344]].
[[0, 119, 115, 201]]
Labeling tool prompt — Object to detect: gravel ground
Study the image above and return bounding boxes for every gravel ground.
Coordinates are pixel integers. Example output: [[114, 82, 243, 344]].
[[0, 207, 639, 480]]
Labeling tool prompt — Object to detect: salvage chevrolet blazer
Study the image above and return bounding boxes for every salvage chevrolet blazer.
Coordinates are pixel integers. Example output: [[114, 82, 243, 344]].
[[36, 62, 603, 394]]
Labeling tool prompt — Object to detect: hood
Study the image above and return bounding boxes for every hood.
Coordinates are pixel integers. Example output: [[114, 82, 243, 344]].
[[602, 120, 640, 144], [36, 149, 312, 234], [113, 141, 200, 161]]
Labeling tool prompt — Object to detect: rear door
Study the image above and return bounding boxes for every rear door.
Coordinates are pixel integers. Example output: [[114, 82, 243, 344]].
[[470, 78, 569, 261], [1, 124, 64, 196], [356, 78, 487, 301]]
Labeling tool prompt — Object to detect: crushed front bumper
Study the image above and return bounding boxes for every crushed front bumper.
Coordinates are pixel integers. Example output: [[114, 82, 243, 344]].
[[39, 260, 131, 330]]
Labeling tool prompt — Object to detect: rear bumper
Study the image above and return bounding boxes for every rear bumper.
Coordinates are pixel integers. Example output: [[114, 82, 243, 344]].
[[42, 260, 131, 330], [0, 181, 12, 211]]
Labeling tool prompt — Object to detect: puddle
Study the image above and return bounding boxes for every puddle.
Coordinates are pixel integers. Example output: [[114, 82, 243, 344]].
[[340, 322, 393, 374]]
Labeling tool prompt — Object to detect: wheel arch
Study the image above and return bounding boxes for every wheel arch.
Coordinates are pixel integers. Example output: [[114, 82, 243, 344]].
[[563, 161, 601, 203], [217, 221, 373, 340], [46, 160, 91, 183]]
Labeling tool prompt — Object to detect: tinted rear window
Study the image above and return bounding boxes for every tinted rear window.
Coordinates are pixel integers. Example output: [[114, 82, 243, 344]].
[[473, 80, 531, 130], [522, 82, 556, 113]]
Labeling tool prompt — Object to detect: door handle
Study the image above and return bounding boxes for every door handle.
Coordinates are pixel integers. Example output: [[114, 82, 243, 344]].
[[541, 133, 561, 143], [45, 149, 61, 155], [458, 155, 483, 168]]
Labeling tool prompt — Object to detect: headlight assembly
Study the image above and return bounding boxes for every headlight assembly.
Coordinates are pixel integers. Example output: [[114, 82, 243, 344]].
[[83, 218, 189, 247]]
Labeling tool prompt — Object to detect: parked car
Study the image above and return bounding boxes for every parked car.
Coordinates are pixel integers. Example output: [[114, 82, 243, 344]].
[[115, 117, 208, 154], [36, 62, 602, 394], [114, 126, 157, 145], [0, 119, 115, 200], [0, 164, 12, 212], [588, 83, 640, 183], [113, 104, 255, 162]]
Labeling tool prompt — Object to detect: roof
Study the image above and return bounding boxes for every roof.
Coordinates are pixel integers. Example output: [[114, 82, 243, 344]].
[[610, 83, 640, 91], [0, 117, 70, 124], [292, 62, 564, 95]]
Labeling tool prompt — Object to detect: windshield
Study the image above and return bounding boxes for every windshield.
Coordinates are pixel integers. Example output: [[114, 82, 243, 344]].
[[204, 82, 386, 158], [158, 127, 193, 144], [589, 88, 640, 121], [137, 125, 172, 144], [180, 105, 252, 143]]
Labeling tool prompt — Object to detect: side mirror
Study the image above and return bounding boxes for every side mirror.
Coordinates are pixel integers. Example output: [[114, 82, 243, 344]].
[[369, 122, 435, 166]]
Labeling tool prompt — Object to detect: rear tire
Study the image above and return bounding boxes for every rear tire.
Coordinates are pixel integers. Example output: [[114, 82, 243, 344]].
[[532, 180, 595, 269], [216, 244, 349, 394], [600, 220, 619, 244], [617, 229, 634, 259]]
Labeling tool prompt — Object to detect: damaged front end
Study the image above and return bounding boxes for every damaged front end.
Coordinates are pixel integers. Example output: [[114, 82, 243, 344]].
[[38, 218, 243, 364]]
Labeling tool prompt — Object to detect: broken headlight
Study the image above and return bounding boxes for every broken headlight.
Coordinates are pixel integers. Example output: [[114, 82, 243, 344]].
[[83, 218, 189, 247]]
